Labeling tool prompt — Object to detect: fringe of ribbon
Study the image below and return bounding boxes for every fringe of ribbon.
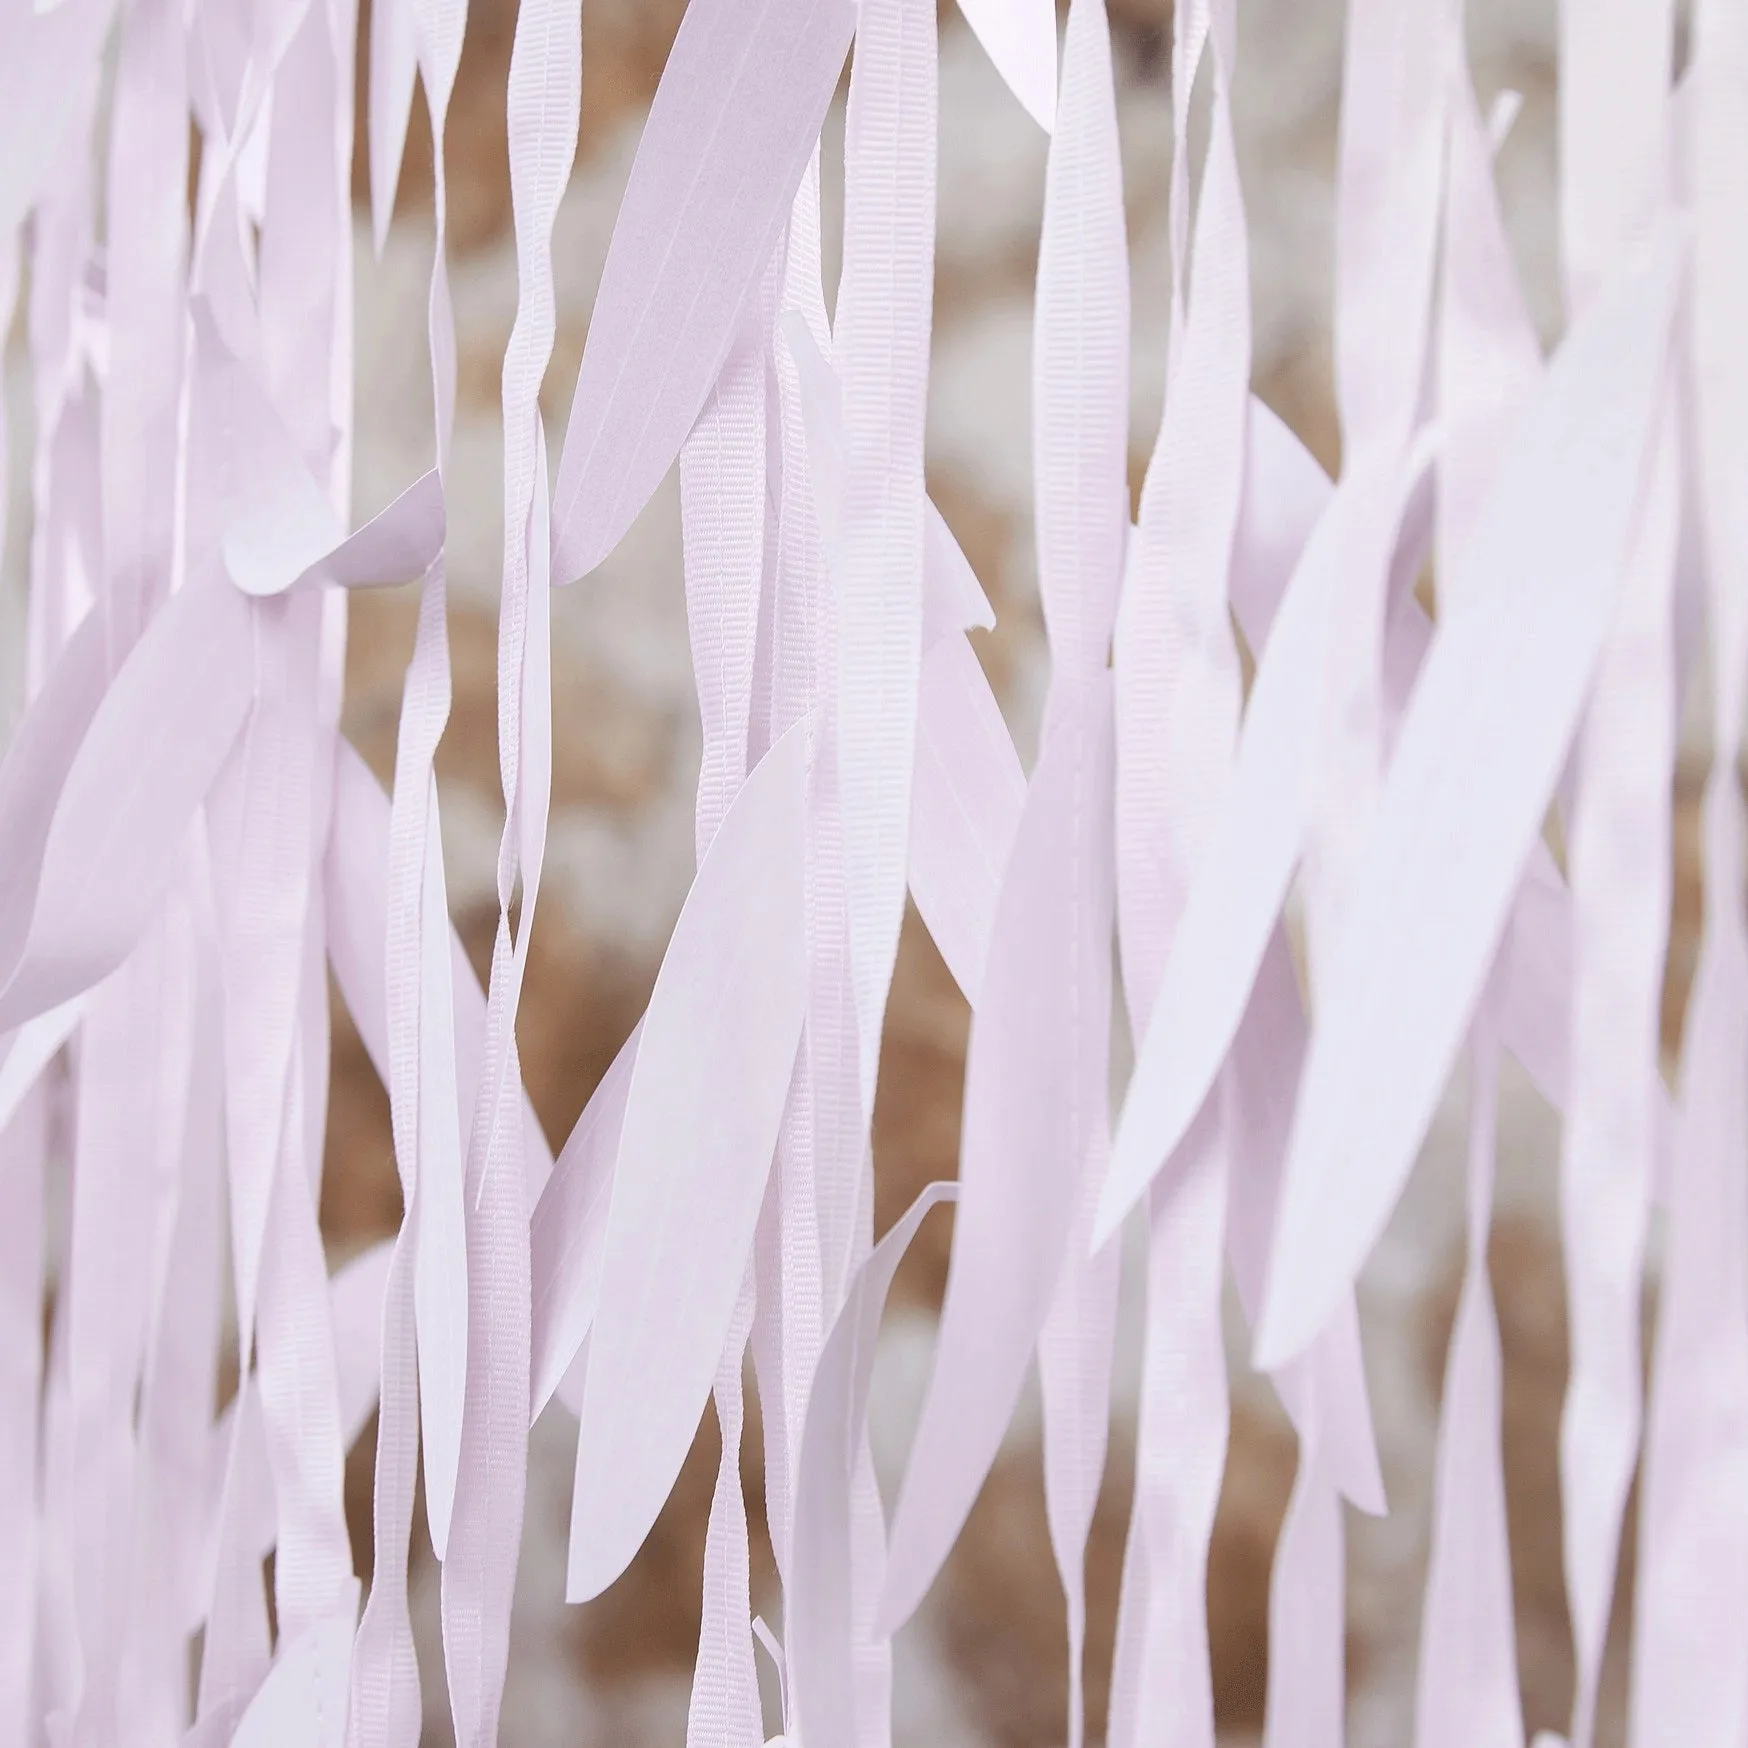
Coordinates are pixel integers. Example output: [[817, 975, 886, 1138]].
[[0, 0, 1740, 1740]]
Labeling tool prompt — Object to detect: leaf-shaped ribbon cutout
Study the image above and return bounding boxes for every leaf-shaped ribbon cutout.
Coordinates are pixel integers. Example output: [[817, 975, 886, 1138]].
[[1228, 397, 1346, 642], [210, 301, 444, 599], [789, 1182, 957, 1748], [881, 680, 1113, 1634], [1102, 349, 1678, 1254], [1236, 398, 1678, 1180], [233, 468, 445, 598], [0, 581, 254, 1034], [565, 716, 809, 1602], [528, 1021, 639, 1417], [188, 297, 330, 595], [0, 608, 107, 1001], [908, 634, 1027, 1003], [530, 638, 1018, 1413], [1251, 226, 1686, 1370], [0, 996, 85, 1138], [1093, 427, 1439, 1250], [226, 1609, 355, 1748], [314, 468, 444, 589], [528, 644, 1019, 1415], [955, 0, 1058, 132], [1228, 923, 1387, 1514], [219, 411, 343, 597], [548, 0, 856, 586], [1146, 401, 1384, 1516], [925, 510, 999, 642], [367, 0, 419, 254]]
